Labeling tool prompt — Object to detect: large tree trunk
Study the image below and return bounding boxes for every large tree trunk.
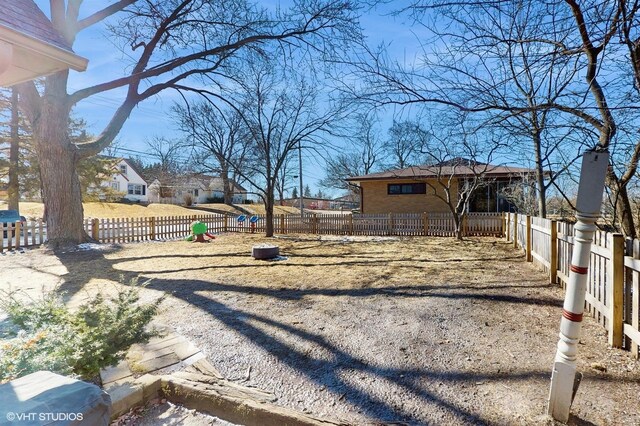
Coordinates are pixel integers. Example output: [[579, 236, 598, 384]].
[[277, 185, 284, 206], [452, 211, 464, 241], [32, 77, 87, 248], [265, 187, 275, 237], [607, 171, 636, 238], [532, 129, 547, 218], [7, 89, 19, 211], [221, 166, 232, 204]]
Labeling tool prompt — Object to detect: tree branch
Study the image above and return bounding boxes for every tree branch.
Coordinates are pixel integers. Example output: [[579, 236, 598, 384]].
[[77, 0, 138, 31]]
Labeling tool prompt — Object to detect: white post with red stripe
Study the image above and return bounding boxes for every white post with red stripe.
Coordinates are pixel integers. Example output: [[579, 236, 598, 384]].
[[547, 150, 609, 422]]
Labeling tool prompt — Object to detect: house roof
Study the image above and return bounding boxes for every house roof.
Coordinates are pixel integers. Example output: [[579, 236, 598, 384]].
[[148, 174, 247, 193], [0, 0, 88, 86], [100, 156, 148, 185], [347, 159, 539, 182], [207, 176, 247, 193], [120, 158, 147, 184]]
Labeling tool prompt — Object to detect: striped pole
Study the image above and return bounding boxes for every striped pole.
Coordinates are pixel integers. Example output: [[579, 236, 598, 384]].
[[547, 150, 609, 422]]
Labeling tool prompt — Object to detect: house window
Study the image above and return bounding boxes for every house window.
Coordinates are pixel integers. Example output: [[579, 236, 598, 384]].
[[120, 164, 127, 175], [128, 184, 146, 195], [194, 189, 199, 197], [388, 183, 426, 195], [111, 182, 119, 191]]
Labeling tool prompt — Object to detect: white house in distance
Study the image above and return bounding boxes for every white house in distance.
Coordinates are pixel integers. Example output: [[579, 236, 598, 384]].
[[148, 175, 248, 205], [101, 158, 149, 203]]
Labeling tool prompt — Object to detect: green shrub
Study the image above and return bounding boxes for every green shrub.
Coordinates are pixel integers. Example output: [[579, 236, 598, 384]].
[[0, 279, 162, 383]]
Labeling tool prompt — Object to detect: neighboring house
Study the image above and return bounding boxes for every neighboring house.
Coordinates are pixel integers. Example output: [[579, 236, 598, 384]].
[[148, 175, 248, 205], [97, 158, 149, 202], [280, 196, 359, 210], [346, 160, 538, 215], [332, 194, 360, 211], [0, 0, 87, 86]]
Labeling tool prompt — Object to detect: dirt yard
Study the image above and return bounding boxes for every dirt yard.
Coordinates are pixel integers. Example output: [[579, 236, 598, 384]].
[[1, 235, 639, 425]]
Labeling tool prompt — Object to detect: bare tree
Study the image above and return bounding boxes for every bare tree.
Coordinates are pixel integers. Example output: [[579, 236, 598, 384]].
[[320, 113, 383, 195], [341, 2, 597, 218], [175, 102, 252, 204], [348, 0, 640, 236], [15, 0, 360, 248], [384, 119, 429, 169], [220, 60, 348, 236], [418, 119, 506, 240], [145, 136, 184, 175], [274, 153, 296, 205]]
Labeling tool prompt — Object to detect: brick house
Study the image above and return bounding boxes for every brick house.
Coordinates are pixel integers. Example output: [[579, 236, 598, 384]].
[[346, 161, 538, 215]]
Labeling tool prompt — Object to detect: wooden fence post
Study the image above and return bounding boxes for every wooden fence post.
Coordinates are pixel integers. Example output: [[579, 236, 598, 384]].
[[388, 213, 394, 236], [313, 214, 319, 234], [506, 213, 511, 241], [280, 214, 285, 234], [526, 215, 532, 262], [349, 214, 354, 235], [224, 215, 228, 232], [14, 221, 21, 250], [422, 212, 429, 236], [609, 233, 625, 348], [501, 212, 506, 238], [150, 217, 156, 240], [513, 213, 518, 249], [550, 220, 558, 284], [91, 218, 100, 241]]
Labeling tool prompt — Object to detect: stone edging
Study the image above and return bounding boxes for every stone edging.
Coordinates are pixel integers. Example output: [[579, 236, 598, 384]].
[[108, 359, 346, 426]]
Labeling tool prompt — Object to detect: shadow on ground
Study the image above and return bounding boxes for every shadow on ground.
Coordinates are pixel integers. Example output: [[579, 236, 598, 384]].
[[25, 243, 632, 425]]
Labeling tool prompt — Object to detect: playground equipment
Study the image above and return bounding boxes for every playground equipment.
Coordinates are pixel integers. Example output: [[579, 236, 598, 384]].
[[249, 215, 260, 233], [237, 215, 260, 233], [185, 221, 216, 242]]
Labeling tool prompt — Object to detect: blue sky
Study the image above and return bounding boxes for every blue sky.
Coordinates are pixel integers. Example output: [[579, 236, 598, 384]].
[[34, 1, 430, 197]]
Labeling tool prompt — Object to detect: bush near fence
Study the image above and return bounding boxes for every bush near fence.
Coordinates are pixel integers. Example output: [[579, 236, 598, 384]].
[[506, 212, 640, 359]]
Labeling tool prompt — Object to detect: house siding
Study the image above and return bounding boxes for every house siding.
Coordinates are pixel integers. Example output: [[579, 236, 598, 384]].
[[114, 160, 148, 202], [360, 179, 457, 214]]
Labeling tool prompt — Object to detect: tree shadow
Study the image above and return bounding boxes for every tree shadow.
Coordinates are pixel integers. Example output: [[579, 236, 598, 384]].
[[37, 245, 589, 424]]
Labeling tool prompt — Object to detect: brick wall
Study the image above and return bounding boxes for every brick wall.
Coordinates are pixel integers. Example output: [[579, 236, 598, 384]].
[[360, 179, 457, 214]]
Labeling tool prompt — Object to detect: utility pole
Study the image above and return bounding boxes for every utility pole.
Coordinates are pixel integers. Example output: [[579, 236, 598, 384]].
[[298, 139, 304, 218], [547, 149, 609, 422]]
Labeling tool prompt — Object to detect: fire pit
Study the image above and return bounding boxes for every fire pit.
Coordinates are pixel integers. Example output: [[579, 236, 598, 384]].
[[251, 244, 279, 260]]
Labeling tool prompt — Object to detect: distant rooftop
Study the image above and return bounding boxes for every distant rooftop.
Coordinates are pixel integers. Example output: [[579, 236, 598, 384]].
[[347, 159, 538, 181]]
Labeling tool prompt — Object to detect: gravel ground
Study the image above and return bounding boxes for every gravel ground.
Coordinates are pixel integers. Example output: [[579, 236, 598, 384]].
[[113, 399, 237, 425], [1, 234, 639, 425]]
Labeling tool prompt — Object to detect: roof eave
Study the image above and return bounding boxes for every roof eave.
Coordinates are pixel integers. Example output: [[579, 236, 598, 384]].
[[0, 26, 88, 76], [346, 171, 538, 182]]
